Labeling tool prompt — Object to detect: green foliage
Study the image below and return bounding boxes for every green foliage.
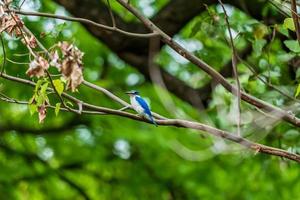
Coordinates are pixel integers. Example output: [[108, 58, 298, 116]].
[[0, 0, 300, 199], [283, 17, 295, 31], [53, 79, 64, 96], [284, 40, 300, 53], [295, 84, 300, 97], [254, 24, 269, 39], [29, 80, 49, 115], [55, 102, 61, 116], [253, 39, 267, 57]]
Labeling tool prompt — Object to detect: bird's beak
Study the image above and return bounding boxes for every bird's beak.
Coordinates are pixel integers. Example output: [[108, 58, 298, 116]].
[[125, 91, 133, 95]]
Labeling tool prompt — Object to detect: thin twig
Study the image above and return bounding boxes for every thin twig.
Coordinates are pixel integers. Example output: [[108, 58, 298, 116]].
[[270, 0, 300, 18], [268, 0, 290, 17], [46, 70, 81, 114], [1, 72, 300, 163], [82, 80, 165, 119], [58, 173, 90, 200], [238, 57, 300, 103], [218, 0, 241, 136], [8, 9, 158, 38], [0, 1, 300, 164], [0, 92, 106, 115], [23, 25, 49, 54], [106, 0, 116, 27], [19, 0, 27, 9], [115, 0, 300, 127], [0, 92, 28, 104], [18, 22, 81, 114], [291, 0, 300, 45], [6, 58, 29, 65]]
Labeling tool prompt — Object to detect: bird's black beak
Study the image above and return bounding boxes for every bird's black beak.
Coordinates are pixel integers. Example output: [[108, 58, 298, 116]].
[[125, 91, 133, 95]]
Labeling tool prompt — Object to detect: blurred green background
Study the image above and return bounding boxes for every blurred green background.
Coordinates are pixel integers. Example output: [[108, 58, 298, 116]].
[[0, 0, 300, 199]]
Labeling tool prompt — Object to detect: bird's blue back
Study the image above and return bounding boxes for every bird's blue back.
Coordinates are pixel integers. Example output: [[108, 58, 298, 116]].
[[135, 96, 152, 116], [134, 95, 157, 126]]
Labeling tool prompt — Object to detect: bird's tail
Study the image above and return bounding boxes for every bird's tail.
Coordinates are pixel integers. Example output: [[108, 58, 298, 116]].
[[149, 116, 158, 127]]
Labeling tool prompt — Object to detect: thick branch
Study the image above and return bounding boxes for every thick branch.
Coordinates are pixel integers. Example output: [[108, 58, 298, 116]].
[[153, 0, 284, 35], [116, 0, 300, 128], [1, 73, 300, 163], [19, 4, 206, 109], [12, 7, 253, 110], [52, 0, 283, 110]]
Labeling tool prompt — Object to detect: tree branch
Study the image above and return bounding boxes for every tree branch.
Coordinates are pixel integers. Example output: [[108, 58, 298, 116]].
[[1, 72, 300, 163], [11, 9, 157, 38], [218, 0, 241, 136], [116, 0, 300, 128], [8, 8, 208, 110], [290, 0, 300, 44], [51, 0, 290, 111], [58, 172, 91, 200]]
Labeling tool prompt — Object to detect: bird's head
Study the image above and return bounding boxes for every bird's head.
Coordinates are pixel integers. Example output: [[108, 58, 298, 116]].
[[125, 90, 139, 96]]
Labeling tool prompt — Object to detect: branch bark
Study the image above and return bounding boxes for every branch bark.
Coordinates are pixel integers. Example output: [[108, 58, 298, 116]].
[[1, 72, 300, 163], [291, 0, 300, 45], [51, 0, 286, 111], [116, 0, 300, 128]]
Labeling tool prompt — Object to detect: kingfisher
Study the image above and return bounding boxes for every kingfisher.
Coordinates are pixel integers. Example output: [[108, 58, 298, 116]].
[[126, 90, 157, 126]]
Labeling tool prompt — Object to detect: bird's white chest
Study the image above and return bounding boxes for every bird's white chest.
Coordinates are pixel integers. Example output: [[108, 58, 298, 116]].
[[130, 96, 144, 114]]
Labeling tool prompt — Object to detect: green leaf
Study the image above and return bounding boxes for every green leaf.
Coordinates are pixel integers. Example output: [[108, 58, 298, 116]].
[[60, 76, 67, 84], [28, 104, 37, 115], [254, 24, 268, 39], [284, 40, 300, 53], [283, 130, 300, 140], [252, 39, 267, 57], [40, 82, 49, 95], [66, 101, 73, 107], [55, 103, 61, 116], [47, 22, 68, 38], [283, 18, 295, 31], [295, 83, 300, 97], [277, 24, 290, 37], [258, 58, 268, 70], [190, 21, 202, 37], [53, 79, 64, 96], [36, 94, 45, 106], [35, 79, 44, 93], [296, 68, 300, 80], [29, 95, 36, 104]]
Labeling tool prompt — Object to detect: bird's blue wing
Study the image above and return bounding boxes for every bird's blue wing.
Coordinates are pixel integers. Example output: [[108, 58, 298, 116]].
[[135, 96, 151, 116], [135, 96, 157, 126]]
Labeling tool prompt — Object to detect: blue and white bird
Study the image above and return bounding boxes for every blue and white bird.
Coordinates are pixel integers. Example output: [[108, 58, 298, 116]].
[[126, 90, 157, 126]]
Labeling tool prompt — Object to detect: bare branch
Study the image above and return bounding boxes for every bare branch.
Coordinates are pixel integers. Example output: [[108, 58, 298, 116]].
[[238, 57, 300, 103], [218, 0, 241, 136], [290, 0, 300, 44], [18, 22, 82, 114], [0, 1, 299, 164], [82, 80, 165, 119], [9, 9, 158, 38], [57, 173, 91, 200], [106, 0, 116, 28], [1, 72, 300, 163], [115, 0, 300, 127]]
